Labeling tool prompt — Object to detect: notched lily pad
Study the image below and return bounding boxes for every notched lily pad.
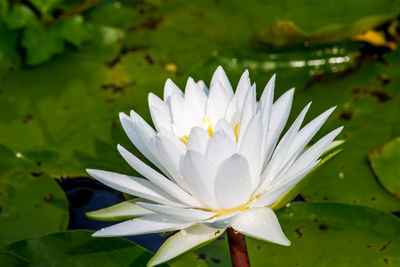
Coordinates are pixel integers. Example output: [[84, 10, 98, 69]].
[[369, 137, 400, 199]]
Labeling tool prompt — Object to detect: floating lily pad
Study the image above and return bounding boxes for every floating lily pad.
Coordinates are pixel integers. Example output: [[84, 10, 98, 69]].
[[188, 203, 400, 267], [0, 144, 69, 246], [369, 137, 400, 199], [5, 230, 156, 266]]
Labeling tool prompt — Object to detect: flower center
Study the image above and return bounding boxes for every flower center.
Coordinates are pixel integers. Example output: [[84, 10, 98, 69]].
[[179, 116, 239, 145]]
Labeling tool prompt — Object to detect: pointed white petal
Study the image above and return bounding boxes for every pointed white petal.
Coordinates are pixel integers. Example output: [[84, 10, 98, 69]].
[[259, 75, 275, 160], [164, 79, 183, 103], [181, 150, 219, 209], [206, 81, 230, 126], [231, 207, 290, 246], [170, 93, 202, 135], [148, 93, 171, 131], [259, 74, 275, 111], [148, 224, 225, 267], [185, 77, 207, 117], [263, 102, 311, 180], [86, 169, 186, 207], [289, 107, 336, 156], [117, 145, 203, 208], [120, 112, 164, 173], [136, 202, 215, 221], [206, 131, 237, 165], [261, 89, 294, 168], [238, 85, 257, 143], [93, 214, 194, 237], [238, 113, 263, 188], [214, 154, 253, 209], [284, 127, 343, 179], [210, 66, 234, 98], [197, 80, 209, 95], [235, 69, 251, 107]]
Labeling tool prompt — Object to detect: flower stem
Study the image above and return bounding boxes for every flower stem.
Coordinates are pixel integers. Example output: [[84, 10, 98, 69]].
[[227, 227, 251, 267]]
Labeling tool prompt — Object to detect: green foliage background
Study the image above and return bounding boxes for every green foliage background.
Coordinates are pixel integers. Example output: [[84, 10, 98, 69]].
[[0, 0, 400, 266]]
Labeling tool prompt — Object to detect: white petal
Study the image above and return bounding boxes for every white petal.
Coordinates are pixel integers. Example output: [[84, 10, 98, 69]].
[[120, 112, 165, 173], [187, 127, 210, 155], [197, 80, 209, 95], [235, 69, 251, 107], [231, 207, 290, 246], [181, 150, 219, 209], [117, 145, 203, 208], [238, 113, 263, 188], [261, 88, 294, 169], [259, 74, 275, 112], [148, 93, 171, 131], [136, 202, 215, 221], [252, 160, 319, 207], [185, 77, 207, 117], [93, 214, 194, 237], [214, 119, 236, 143], [289, 107, 336, 156], [206, 131, 237, 165], [237, 85, 257, 143], [164, 79, 183, 103], [224, 95, 240, 125], [206, 81, 230, 126], [214, 154, 253, 209], [155, 132, 189, 190], [210, 66, 234, 98], [284, 127, 343, 179], [86, 169, 186, 207], [148, 224, 225, 267], [170, 93, 202, 135], [259, 75, 275, 159], [203, 212, 241, 228], [263, 102, 311, 180]]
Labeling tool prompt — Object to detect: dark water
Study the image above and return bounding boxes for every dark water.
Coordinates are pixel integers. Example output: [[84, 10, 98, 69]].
[[59, 178, 167, 253]]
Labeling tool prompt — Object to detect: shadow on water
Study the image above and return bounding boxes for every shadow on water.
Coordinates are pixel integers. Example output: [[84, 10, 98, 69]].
[[58, 178, 167, 253]]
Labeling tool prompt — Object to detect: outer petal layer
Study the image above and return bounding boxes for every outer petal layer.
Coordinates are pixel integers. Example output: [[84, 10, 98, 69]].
[[230, 207, 290, 246], [148, 224, 225, 267]]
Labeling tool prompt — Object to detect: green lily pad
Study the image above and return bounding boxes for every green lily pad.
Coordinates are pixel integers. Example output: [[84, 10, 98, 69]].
[[189, 203, 400, 267], [5, 230, 157, 267], [0, 144, 69, 246], [369, 137, 400, 199], [0, 251, 28, 266]]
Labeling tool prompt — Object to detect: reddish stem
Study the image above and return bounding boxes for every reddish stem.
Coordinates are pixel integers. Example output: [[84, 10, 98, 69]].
[[227, 227, 251, 267]]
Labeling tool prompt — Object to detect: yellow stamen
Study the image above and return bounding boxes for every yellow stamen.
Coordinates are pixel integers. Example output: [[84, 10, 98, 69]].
[[233, 124, 239, 142], [179, 135, 189, 145], [210, 198, 252, 216]]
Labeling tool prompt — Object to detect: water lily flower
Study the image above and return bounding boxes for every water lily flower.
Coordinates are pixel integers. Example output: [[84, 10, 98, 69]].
[[87, 66, 343, 266]]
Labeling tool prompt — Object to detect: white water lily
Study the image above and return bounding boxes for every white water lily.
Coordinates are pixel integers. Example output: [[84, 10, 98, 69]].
[[87, 66, 343, 266]]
